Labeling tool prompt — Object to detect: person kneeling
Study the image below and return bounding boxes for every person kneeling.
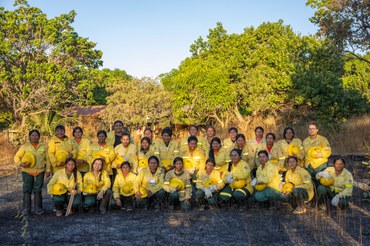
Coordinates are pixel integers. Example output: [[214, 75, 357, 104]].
[[112, 161, 136, 211]]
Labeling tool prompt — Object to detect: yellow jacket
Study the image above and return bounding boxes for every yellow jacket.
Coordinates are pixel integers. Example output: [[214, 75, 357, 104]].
[[222, 160, 253, 194], [112, 172, 137, 198], [317, 167, 353, 198], [155, 140, 179, 171], [246, 138, 266, 170], [47, 168, 83, 194], [70, 138, 91, 173], [48, 136, 75, 174], [285, 166, 314, 201], [303, 134, 331, 168], [256, 162, 281, 192], [134, 167, 165, 194], [106, 131, 118, 147], [195, 169, 225, 191], [199, 136, 216, 153], [86, 142, 115, 175], [163, 170, 192, 201], [206, 147, 230, 174], [83, 170, 111, 193], [179, 135, 204, 152], [180, 146, 206, 171], [223, 138, 236, 152], [276, 138, 304, 169], [114, 143, 138, 172], [14, 142, 50, 174], [260, 143, 285, 172], [136, 146, 156, 173]]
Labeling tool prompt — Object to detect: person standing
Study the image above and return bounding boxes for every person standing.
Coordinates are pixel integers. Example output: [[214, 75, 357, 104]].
[[70, 127, 91, 177]]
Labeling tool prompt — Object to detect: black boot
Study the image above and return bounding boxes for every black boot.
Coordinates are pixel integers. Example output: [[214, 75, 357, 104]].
[[23, 193, 31, 215], [34, 192, 44, 215]]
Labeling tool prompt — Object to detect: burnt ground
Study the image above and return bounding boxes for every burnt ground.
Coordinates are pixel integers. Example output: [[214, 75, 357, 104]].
[[0, 156, 369, 246]]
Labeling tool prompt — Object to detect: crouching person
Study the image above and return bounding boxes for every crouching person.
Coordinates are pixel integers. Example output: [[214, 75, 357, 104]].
[[112, 161, 136, 211], [253, 150, 283, 209], [82, 158, 112, 214], [163, 157, 192, 211], [47, 158, 83, 216], [195, 159, 225, 210], [134, 156, 166, 210], [316, 158, 353, 211], [282, 156, 313, 214]]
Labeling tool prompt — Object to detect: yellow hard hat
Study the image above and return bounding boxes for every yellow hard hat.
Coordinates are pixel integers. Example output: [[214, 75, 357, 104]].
[[120, 183, 135, 196], [230, 179, 247, 189], [51, 183, 67, 195], [56, 149, 69, 163], [113, 155, 125, 166], [170, 178, 185, 191], [288, 145, 300, 156], [76, 152, 86, 160], [21, 152, 35, 168], [92, 150, 106, 159], [282, 182, 294, 193], [255, 183, 267, 191], [161, 160, 172, 170], [138, 158, 148, 168], [308, 146, 322, 160], [320, 177, 334, 186], [83, 184, 98, 194], [203, 179, 214, 188], [183, 157, 193, 169]]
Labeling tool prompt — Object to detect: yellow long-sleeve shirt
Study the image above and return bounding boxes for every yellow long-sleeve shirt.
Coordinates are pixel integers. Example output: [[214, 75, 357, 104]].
[[83, 170, 111, 193], [316, 167, 353, 198], [114, 143, 138, 172], [223, 138, 236, 152], [256, 161, 281, 192], [136, 146, 156, 173], [48, 136, 75, 174], [206, 147, 231, 174], [14, 142, 50, 174], [303, 134, 331, 168], [70, 138, 91, 173], [285, 166, 314, 201], [47, 168, 83, 194], [195, 169, 225, 191], [134, 167, 165, 195], [246, 138, 266, 170], [163, 170, 192, 201], [155, 140, 179, 171], [222, 160, 253, 194], [86, 142, 115, 175], [276, 138, 304, 169], [112, 172, 137, 199], [180, 146, 206, 171]]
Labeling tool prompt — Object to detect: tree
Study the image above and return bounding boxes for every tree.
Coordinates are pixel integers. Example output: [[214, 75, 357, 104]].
[[0, 1, 102, 127], [307, 0, 370, 63]]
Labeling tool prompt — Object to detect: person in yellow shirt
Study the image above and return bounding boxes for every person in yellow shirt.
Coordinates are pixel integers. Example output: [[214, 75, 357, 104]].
[[134, 156, 166, 210], [261, 133, 285, 175], [180, 136, 206, 174], [48, 125, 75, 174], [155, 127, 179, 172], [47, 158, 83, 216], [70, 127, 91, 176], [112, 161, 137, 211], [138, 128, 160, 150], [247, 126, 266, 176], [253, 150, 283, 208], [207, 137, 230, 175], [223, 127, 238, 152], [114, 132, 138, 173], [200, 125, 218, 153], [316, 158, 353, 211], [219, 149, 252, 211], [163, 157, 192, 211], [82, 158, 111, 214], [282, 156, 313, 214], [276, 127, 304, 171], [86, 130, 115, 180], [14, 129, 50, 215], [179, 125, 203, 152], [195, 159, 225, 210], [235, 134, 250, 168], [136, 137, 156, 173], [303, 122, 331, 181], [106, 120, 125, 147]]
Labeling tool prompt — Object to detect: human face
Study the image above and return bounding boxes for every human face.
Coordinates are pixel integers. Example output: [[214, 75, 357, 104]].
[[229, 130, 237, 140], [97, 133, 106, 144], [141, 139, 150, 150], [174, 160, 183, 172], [92, 160, 103, 172], [258, 153, 268, 165], [266, 135, 275, 146], [73, 129, 83, 140], [189, 126, 197, 136], [288, 158, 298, 170], [144, 130, 153, 140], [29, 132, 40, 144], [205, 161, 214, 172], [230, 151, 241, 164], [255, 129, 263, 139], [162, 133, 171, 145], [55, 128, 65, 139], [236, 137, 245, 148], [334, 159, 345, 172], [121, 135, 130, 147], [211, 141, 221, 151], [188, 140, 197, 151], [148, 159, 158, 173], [114, 122, 123, 134], [121, 164, 130, 175], [308, 124, 318, 137], [206, 127, 215, 138], [66, 160, 75, 172], [285, 129, 294, 140]]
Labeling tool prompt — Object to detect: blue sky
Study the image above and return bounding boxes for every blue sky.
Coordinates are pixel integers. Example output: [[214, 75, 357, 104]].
[[2, 0, 317, 78]]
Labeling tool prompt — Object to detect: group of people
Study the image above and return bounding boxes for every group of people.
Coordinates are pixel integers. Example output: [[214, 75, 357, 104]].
[[14, 120, 354, 216]]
